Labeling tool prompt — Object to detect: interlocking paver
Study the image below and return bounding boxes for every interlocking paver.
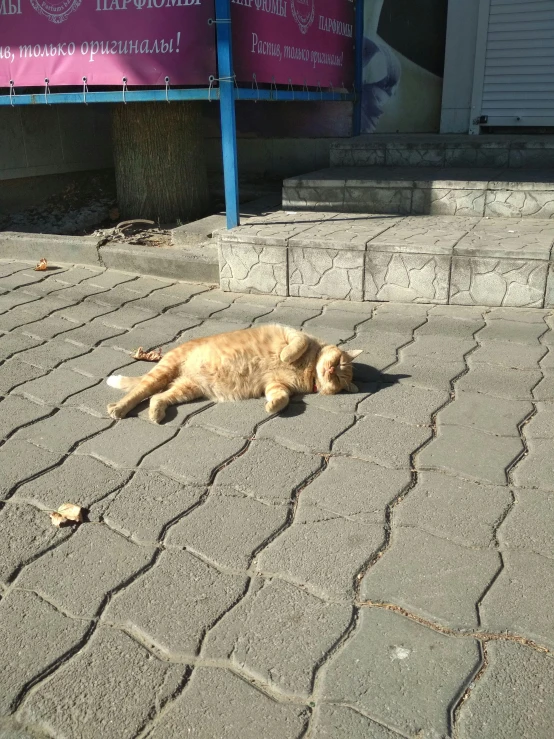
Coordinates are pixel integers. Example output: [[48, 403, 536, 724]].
[[129, 281, 209, 313], [0, 332, 41, 361], [56, 300, 117, 324], [63, 346, 135, 378], [17, 338, 88, 370], [141, 426, 245, 483], [400, 334, 475, 360], [362, 527, 501, 628], [0, 591, 89, 714], [77, 417, 176, 468], [213, 438, 322, 502], [457, 641, 554, 739], [480, 550, 554, 648], [478, 319, 546, 344], [415, 314, 484, 339], [12, 407, 111, 454], [203, 578, 352, 697], [105, 550, 248, 657], [15, 367, 99, 405], [258, 405, 356, 453], [509, 438, 554, 490], [59, 318, 127, 347], [0, 395, 52, 439], [167, 486, 288, 570], [13, 454, 130, 511], [395, 357, 466, 390], [253, 305, 321, 327], [189, 398, 268, 438], [418, 425, 523, 483], [103, 470, 205, 544], [20, 314, 81, 340], [18, 525, 154, 618], [459, 361, 542, 399], [358, 382, 448, 425], [20, 627, 184, 739], [321, 608, 480, 738], [0, 439, 63, 497], [471, 340, 547, 368], [333, 415, 431, 468], [103, 313, 200, 353], [396, 471, 512, 548], [312, 705, 402, 739], [436, 390, 532, 435], [0, 502, 71, 584], [148, 668, 307, 739], [0, 358, 47, 394], [499, 488, 554, 556]]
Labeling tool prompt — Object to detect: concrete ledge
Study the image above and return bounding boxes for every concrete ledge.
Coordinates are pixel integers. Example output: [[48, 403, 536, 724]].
[[0, 232, 101, 266], [219, 210, 554, 307], [100, 242, 219, 284]]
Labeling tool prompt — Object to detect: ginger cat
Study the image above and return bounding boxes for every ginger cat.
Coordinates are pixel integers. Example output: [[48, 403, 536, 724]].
[[106, 324, 362, 424]]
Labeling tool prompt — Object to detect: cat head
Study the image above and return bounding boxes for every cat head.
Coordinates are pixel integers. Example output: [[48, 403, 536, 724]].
[[316, 345, 363, 395]]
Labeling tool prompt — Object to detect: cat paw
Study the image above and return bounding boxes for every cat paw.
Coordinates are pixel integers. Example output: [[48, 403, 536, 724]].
[[265, 398, 288, 414], [107, 403, 125, 420], [149, 403, 166, 424]]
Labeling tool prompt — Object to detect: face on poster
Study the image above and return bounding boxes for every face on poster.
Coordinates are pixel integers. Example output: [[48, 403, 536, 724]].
[[231, 0, 355, 89], [0, 0, 216, 87]]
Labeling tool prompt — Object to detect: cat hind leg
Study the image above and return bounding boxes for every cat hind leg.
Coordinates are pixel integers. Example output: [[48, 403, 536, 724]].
[[265, 382, 290, 414], [107, 365, 176, 419], [149, 379, 203, 424]]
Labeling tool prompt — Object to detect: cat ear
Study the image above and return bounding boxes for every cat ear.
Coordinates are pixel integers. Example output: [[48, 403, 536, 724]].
[[342, 349, 363, 363], [346, 382, 359, 393]]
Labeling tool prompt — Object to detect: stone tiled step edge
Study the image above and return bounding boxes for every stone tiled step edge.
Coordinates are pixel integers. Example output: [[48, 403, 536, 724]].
[[330, 134, 554, 169], [0, 232, 219, 283], [218, 217, 554, 308], [282, 167, 554, 219]]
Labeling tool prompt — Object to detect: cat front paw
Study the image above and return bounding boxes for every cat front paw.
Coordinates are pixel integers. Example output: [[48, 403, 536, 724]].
[[107, 403, 126, 420], [148, 403, 166, 424]]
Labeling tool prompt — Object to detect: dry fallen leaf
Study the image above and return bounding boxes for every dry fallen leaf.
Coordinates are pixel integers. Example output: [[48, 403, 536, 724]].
[[50, 512, 69, 528], [133, 347, 162, 362], [57, 503, 84, 523], [34, 258, 48, 271]]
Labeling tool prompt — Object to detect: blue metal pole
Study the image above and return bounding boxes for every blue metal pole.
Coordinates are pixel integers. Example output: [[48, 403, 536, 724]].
[[214, 0, 240, 230], [353, 0, 364, 136]]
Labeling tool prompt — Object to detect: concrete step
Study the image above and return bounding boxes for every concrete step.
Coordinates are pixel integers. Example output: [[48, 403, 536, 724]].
[[218, 210, 554, 308], [282, 167, 554, 220], [330, 134, 554, 169]]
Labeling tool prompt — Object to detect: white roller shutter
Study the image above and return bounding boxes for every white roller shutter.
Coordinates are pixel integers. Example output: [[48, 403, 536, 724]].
[[470, 0, 554, 130]]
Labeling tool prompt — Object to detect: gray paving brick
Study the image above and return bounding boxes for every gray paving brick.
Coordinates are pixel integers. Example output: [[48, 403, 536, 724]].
[[400, 334, 475, 361], [56, 300, 117, 324], [339, 332, 407, 373], [213, 439, 322, 503], [189, 397, 268, 438], [525, 402, 554, 438], [360, 307, 428, 335], [513, 438, 554, 490], [0, 439, 62, 498], [77, 418, 176, 469], [18, 525, 154, 617], [429, 304, 487, 319], [129, 281, 209, 313], [304, 309, 370, 338], [99, 305, 157, 330], [418, 425, 522, 484], [53, 265, 104, 285], [13, 454, 130, 511], [63, 374, 160, 419], [16, 294, 78, 319], [253, 305, 321, 327], [0, 261, 33, 277], [105, 550, 248, 657], [52, 283, 111, 304], [103, 471, 205, 545], [532, 372, 554, 400], [0, 269, 53, 290], [0, 332, 41, 361], [59, 319, 127, 348], [212, 301, 275, 325], [0, 307, 41, 332], [63, 346, 135, 378], [414, 314, 484, 339], [83, 270, 137, 289], [0, 717, 40, 739], [296, 457, 410, 524], [333, 415, 431, 469], [395, 358, 466, 391], [480, 550, 554, 648], [12, 407, 111, 454], [321, 608, 480, 738], [203, 578, 352, 697], [358, 382, 448, 425], [258, 516, 384, 600], [457, 641, 554, 739], [361, 527, 500, 628], [290, 382, 374, 413], [499, 488, 554, 557], [459, 362, 541, 400], [0, 591, 89, 714], [103, 313, 200, 353], [258, 405, 356, 453], [0, 290, 40, 311], [167, 486, 287, 570], [21, 314, 81, 340], [168, 292, 234, 320], [437, 391, 532, 436], [312, 705, 403, 739], [0, 358, 47, 394], [173, 319, 251, 344], [80, 285, 136, 308], [148, 668, 307, 739], [21, 627, 184, 739], [478, 320, 546, 345], [470, 340, 547, 369], [487, 307, 548, 323], [396, 471, 512, 548], [304, 325, 354, 347], [15, 367, 99, 405], [17, 338, 88, 370], [0, 395, 52, 439], [0, 502, 71, 584]]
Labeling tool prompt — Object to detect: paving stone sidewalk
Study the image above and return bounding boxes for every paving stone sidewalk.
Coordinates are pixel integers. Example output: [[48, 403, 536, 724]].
[[0, 259, 553, 739]]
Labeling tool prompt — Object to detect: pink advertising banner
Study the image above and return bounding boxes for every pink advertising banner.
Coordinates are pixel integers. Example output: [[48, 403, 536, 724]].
[[0, 0, 215, 88], [231, 0, 354, 88]]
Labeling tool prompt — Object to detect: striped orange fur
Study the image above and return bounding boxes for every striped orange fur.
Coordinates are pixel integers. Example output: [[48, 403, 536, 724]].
[[106, 324, 362, 424]]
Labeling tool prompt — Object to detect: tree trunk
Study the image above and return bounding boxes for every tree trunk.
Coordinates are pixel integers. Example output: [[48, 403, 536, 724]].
[[111, 102, 210, 224]]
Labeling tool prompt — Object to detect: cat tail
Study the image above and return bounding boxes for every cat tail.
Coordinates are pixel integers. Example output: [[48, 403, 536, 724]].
[[106, 374, 143, 390]]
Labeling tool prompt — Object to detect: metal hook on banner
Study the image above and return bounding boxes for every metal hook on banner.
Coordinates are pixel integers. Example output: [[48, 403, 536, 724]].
[[82, 77, 88, 105], [252, 73, 259, 102], [9, 80, 15, 107], [44, 78, 50, 104], [122, 77, 128, 104], [165, 76, 170, 103], [207, 17, 231, 23], [288, 79, 294, 101], [208, 75, 215, 102]]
